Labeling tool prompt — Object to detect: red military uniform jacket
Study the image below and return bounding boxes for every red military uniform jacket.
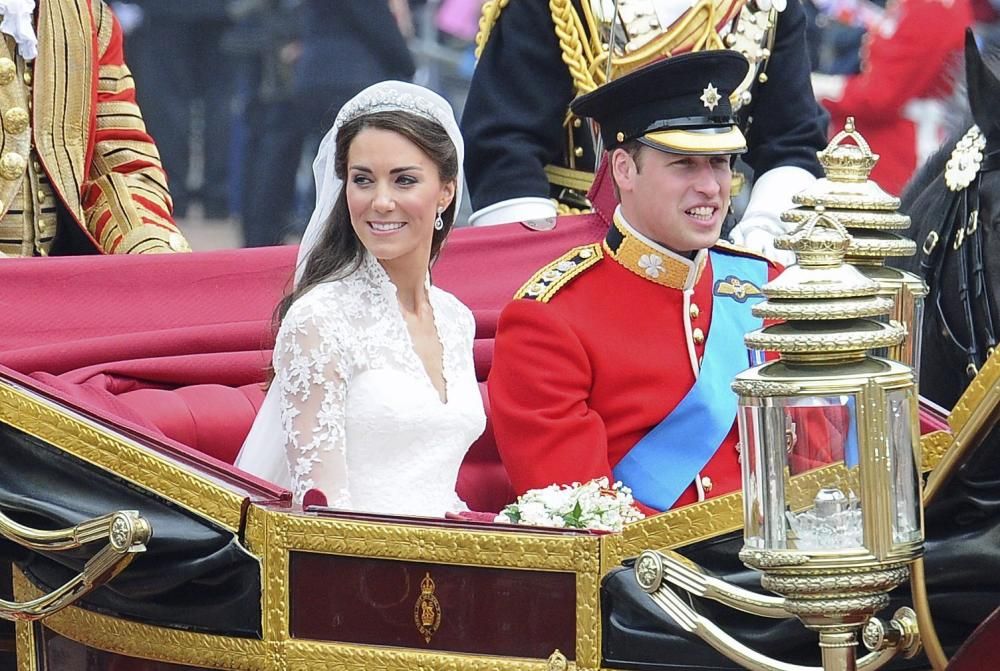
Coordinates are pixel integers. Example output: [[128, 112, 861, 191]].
[[489, 212, 780, 512], [818, 0, 971, 196]]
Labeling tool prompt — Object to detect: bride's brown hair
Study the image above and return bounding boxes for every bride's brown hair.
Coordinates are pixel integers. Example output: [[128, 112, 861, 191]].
[[275, 109, 459, 327]]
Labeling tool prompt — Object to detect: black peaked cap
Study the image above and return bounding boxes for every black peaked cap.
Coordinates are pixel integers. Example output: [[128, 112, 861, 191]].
[[570, 50, 751, 153]]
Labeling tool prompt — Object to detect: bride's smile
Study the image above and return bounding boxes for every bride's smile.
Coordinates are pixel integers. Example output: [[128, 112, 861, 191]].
[[347, 127, 455, 265]]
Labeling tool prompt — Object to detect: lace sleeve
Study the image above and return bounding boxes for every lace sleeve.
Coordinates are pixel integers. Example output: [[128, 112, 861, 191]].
[[273, 303, 352, 506]]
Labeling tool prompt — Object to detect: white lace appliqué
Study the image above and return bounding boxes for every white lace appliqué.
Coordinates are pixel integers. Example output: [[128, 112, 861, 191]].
[[273, 255, 485, 516]]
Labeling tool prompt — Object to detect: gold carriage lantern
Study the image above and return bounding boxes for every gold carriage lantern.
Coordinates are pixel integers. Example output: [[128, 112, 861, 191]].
[[732, 211, 924, 668], [782, 118, 928, 378]]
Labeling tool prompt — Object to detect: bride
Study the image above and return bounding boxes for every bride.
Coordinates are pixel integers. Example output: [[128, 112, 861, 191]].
[[235, 81, 486, 517]]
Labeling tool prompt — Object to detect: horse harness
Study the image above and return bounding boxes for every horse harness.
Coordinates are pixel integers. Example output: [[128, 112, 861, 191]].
[[921, 125, 1000, 379]]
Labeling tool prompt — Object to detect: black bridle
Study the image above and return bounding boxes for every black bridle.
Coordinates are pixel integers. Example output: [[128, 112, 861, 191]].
[[920, 145, 1000, 379]]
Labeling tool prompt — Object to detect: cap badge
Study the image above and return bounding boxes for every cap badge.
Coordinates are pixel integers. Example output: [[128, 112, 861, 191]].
[[700, 83, 721, 111]]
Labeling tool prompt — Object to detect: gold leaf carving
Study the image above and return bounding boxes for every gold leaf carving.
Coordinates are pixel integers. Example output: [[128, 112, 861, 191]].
[[0, 384, 244, 530]]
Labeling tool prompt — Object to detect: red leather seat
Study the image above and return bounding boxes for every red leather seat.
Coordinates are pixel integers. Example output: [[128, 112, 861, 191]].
[[117, 383, 266, 466]]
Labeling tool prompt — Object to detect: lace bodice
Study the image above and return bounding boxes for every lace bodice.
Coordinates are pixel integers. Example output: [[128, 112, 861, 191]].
[[271, 254, 486, 516]]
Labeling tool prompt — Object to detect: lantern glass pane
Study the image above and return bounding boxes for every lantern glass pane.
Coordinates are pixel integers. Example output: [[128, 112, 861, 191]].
[[887, 387, 921, 544], [740, 395, 865, 552]]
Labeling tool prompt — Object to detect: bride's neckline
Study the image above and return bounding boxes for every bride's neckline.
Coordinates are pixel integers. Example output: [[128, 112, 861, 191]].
[[363, 254, 451, 405]]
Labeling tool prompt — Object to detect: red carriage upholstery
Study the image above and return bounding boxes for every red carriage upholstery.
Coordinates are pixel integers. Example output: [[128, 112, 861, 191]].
[[0, 217, 610, 514]]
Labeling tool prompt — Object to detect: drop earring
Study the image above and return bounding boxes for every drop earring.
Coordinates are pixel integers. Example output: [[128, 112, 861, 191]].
[[434, 207, 444, 231]]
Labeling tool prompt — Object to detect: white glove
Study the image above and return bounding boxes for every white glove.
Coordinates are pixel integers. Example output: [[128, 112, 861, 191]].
[[729, 166, 817, 266], [468, 196, 558, 230], [811, 73, 846, 103], [110, 3, 145, 34]]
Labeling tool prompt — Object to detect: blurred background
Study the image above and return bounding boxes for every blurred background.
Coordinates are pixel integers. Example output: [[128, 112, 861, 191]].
[[116, 0, 483, 250], [113, 0, 1000, 251]]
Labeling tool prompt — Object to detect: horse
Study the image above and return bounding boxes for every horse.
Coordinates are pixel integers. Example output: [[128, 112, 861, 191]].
[[895, 30, 1000, 668], [898, 30, 1000, 410]]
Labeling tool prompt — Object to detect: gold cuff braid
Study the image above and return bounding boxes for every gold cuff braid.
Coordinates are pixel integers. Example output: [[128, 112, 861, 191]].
[[118, 223, 191, 254]]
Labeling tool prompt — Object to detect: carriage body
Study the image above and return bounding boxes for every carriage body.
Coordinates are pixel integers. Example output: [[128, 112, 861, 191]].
[[0, 217, 990, 670]]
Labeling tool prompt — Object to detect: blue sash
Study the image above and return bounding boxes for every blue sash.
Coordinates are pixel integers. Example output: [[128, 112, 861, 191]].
[[612, 251, 768, 510]]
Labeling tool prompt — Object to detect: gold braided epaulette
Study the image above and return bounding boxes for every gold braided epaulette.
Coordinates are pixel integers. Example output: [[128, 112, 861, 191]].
[[474, 0, 511, 59], [515, 243, 603, 302]]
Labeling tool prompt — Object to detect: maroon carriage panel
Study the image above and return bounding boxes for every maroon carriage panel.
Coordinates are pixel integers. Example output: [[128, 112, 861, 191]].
[[289, 552, 577, 659]]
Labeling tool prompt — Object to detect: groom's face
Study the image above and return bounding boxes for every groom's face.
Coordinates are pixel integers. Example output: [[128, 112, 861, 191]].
[[346, 128, 455, 267]]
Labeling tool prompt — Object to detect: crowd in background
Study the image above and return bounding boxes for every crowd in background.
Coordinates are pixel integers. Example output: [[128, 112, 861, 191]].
[[113, 0, 1000, 248]]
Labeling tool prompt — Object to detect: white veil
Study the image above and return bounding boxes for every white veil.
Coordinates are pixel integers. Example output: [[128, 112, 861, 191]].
[[234, 81, 466, 490]]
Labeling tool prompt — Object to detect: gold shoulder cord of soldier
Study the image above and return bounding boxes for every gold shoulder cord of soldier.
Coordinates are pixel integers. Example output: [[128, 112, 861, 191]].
[[473, 0, 601, 94], [474, 0, 512, 59], [515, 243, 603, 302]]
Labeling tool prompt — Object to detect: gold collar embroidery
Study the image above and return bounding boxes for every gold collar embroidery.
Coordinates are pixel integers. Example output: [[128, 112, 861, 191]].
[[603, 210, 706, 290]]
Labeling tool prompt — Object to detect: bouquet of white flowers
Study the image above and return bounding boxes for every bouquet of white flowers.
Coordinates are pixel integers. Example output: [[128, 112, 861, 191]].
[[495, 477, 645, 532]]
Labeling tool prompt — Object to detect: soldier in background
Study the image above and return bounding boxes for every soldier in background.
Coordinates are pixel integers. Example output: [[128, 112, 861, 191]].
[[240, 0, 416, 247], [812, 0, 972, 195], [461, 0, 828, 262], [126, 0, 234, 219], [0, 0, 187, 256]]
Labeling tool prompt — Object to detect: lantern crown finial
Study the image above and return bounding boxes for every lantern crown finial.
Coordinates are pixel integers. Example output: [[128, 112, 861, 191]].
[[817, 116, 879, 183], [745, 210, 903, 361], [784, 120, 911, 264]]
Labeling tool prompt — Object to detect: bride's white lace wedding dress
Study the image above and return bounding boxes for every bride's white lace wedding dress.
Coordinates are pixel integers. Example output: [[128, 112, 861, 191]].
[[237, 253, 486, 517]]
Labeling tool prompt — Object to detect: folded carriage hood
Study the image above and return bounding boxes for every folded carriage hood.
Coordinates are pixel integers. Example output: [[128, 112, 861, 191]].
[[0, 420, 263, 637]]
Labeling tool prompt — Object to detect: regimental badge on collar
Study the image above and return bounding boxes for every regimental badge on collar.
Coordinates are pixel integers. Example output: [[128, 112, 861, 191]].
[[700, 83, 720, 111], [713, 275, 762, 302]]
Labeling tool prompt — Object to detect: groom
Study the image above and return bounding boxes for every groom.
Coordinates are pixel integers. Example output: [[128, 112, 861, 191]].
[[488, 51, 782, 514]]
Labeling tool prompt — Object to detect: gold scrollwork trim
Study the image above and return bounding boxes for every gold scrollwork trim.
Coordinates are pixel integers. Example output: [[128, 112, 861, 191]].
[[923, 348, 1000, 506], [792, 193, 901, 212], [782, 209, 911, 231], [846, 238, 918, 259], [744, 328, 903, 353], [575, 568, 601, 668], [285, 640, 592, 670], [763, 280, 880, 300], [920, 430, 952, 473], [760, 566, 909, 595], [947, 346, 1000, 433], [604, 486, 745, 573], [15, 621, 36, 671], [782, 594, 889, 618], [0, 382, 245, 531], [752, 297, 893, 321], [730, 379, 801, 397], [266, 510, 600, 572], [247, 506, 287, 649], [13, 569, 268, 670]]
